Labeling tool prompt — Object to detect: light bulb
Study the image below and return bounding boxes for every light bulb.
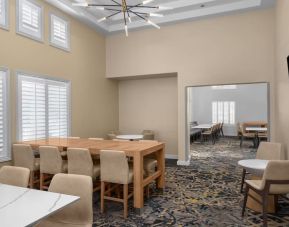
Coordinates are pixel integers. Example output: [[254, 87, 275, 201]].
[[125, 25, 128, 36], [147, 19, 160, 29], [149, 13, 163, 17], [97, 17, 106, 23], [143, 0, 154, 5]]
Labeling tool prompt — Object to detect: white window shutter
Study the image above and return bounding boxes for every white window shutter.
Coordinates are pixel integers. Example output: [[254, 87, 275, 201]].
[[50, 14, 70, 51], [17, 0, 43, 41], [0, 0, 8, 29], [18, 73, 70, 141], [0, 69, 9, 161], [48, 81, 69, 138]]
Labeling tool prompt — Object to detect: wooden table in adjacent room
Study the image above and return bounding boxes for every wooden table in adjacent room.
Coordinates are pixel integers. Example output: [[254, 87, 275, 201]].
[[20, 138, 166, 214]]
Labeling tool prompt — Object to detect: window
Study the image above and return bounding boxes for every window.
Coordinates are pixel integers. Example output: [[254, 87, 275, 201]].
[[0, 0, 8, 29], [17, 72, 70, 141], [16, 0, 43, 42], [50, 13, 70, 51], [212, 101, 235, 124], [211, 85, 237, 90], [0, 68, 10, 162]]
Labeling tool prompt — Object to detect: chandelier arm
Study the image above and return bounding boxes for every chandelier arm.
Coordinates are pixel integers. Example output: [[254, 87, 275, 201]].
[[129, 10, 147, 22], [104, 8, 122, 12], [106, 11, 122, 19], [111, 0, 121, 6], [87, 4, 121, 7]]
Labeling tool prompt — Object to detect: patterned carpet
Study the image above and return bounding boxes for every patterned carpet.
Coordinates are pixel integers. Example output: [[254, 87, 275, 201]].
[[92, 138, 289, 226]]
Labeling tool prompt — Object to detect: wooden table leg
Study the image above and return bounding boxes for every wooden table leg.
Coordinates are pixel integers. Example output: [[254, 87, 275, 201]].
[[133, 152, 144, 214], [156, 147, 165, 189]]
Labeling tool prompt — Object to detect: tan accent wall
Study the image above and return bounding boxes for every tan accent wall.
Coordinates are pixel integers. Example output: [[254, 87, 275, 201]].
[[106, 9, 275, 161], [0, 0, 118, 165], [275, 0, 289, 158], [119, 76, 178, 156]]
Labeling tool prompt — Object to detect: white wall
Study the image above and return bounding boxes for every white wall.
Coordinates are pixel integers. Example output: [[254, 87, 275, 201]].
[[189, 83, 268, 136], [118, 77, 178, 157]]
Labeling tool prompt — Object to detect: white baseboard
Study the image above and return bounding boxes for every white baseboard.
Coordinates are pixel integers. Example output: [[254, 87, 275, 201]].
[[165, 154, 178, 159], [177, 159, 190, 166]]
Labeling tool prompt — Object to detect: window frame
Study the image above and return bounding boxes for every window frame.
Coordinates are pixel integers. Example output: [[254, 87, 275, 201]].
[[16, 71, 71, 141], [0, 0, 9, 30], [16, 0, 44, 42], [49, 12, 70, 52], [0, 67, 10, 162]]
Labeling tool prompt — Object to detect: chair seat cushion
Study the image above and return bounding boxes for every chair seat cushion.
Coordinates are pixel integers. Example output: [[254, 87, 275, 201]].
[[246, 180, 289, 194], [34, 158, 40, 171], [36, 219, 92, 227], [92, 165, 100, 180], [60, 151, 67, 157], [144, 158, 157, 176], [62, 161, 68, 173], [128, 167, 133, 184]]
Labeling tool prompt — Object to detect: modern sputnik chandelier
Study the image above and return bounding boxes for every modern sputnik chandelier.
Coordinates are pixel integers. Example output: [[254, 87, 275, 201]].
[[73, 0, 171, 36]]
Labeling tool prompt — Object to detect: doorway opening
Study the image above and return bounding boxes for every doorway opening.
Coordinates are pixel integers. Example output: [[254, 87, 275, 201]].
[[186, 82, 269, 160]]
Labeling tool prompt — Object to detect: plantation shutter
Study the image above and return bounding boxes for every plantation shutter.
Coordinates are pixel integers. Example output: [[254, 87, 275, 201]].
[[0, 69, 9, 161]]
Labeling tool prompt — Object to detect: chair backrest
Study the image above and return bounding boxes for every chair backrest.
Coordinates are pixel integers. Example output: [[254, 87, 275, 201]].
[[67, 137, 80, 139], [100, 150, 130, 184], [46, 173, 93, 226], [67, 148, 93, 177], [88, 137, 104, 140], [142, 130, 155, 140], [256, 142, 284, 160], [261, 161, 289, 188], [13, 144, 35, 171], [107, 134, 117, 140], [0, 166, 30, 187], [39, 146, 63, 174]]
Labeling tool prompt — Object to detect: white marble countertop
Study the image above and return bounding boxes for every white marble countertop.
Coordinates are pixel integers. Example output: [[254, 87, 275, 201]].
[[0, 184, 79, 227], [238, 159, 269, 176], [116, 135, 144, 140]]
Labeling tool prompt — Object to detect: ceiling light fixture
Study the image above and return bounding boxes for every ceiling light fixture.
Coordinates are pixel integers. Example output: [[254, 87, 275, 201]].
[[72, 0, 171, 36]]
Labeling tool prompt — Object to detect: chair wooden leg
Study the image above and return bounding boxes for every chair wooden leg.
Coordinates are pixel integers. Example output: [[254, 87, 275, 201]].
[[29, 170, 34, 188], [240, 136, 243, 147], [123, 184, 128, 219], [274, 195, 279, 213], [101, 181, 105, 213], [146, 185, 150, 198], [40, 173, 44, 190], [242, 185, 249, 217], [240, 169, 246, 193], [262, 193, 268, 227]]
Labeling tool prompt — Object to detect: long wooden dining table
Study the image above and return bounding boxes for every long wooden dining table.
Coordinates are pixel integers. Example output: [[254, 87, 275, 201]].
[[20, 138, 165, 213]]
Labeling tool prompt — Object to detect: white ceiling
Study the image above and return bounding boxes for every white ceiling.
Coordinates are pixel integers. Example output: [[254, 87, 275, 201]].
[[46, 0, 275, 35]]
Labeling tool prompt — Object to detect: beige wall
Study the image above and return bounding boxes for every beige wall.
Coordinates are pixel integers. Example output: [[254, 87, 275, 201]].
[[106, 9, 275, 162], [118, 76, 178, 156], [275, 0, 289, 158], [0, 0, 118, 165]]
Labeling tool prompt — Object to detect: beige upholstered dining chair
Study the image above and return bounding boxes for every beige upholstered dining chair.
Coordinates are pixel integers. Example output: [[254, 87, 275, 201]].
[[67, 148, 101, 191], [0, 166, 30, 187], [13, 144, 40, 188], [113, 139, 129, 141], [239, 123, 255, 147], [39, 146, 68, 190], [139, 140, 159, 176], [142, 130, 155, 140], [100, 150, 134, 218], [36, 173, 93, 227], [242, 160, 289, 227], [240, 142, 283, 192]]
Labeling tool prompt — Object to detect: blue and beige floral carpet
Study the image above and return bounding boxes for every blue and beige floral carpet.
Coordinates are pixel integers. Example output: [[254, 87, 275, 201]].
[[93, 138, 289, 226]]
